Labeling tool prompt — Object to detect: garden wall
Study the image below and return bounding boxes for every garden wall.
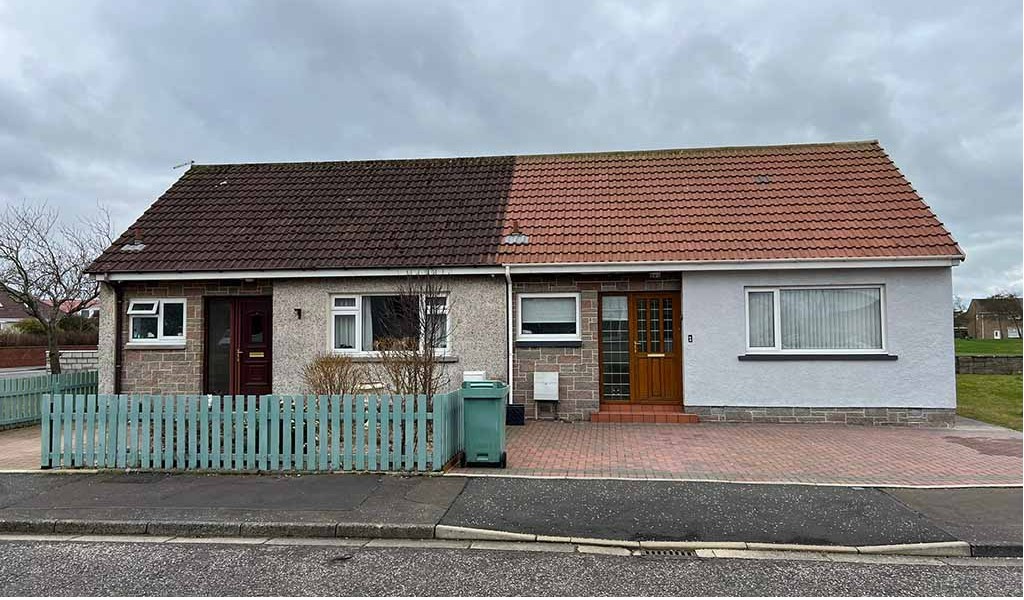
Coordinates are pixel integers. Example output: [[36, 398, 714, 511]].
[[955, 355, 1023, 375]]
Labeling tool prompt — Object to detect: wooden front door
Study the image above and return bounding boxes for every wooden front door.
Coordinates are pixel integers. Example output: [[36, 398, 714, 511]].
[[629, 293, 681, 403], [204, 296, 272, 395], [235, 297, 272, 396]]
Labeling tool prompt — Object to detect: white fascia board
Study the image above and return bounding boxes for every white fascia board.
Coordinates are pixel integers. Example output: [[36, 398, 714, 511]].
[[91, 255, 961, 282], [504, 256, 962, 274]]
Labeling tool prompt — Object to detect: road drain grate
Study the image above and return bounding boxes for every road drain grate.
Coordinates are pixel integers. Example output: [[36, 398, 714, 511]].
[[640, 549, 697, 558]]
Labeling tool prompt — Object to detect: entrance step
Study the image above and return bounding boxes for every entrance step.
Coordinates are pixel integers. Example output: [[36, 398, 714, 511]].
[[591, 404, 699, 424]]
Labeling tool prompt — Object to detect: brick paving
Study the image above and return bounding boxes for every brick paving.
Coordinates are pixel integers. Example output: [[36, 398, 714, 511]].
[[452, 421, 1024, 486], [5, 419, 1020, 486], [0, 426, 41, 471]]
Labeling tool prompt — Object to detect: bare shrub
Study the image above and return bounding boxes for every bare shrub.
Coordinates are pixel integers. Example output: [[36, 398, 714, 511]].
[[302, 352, 366, 396], [371, 271, 453, 401]]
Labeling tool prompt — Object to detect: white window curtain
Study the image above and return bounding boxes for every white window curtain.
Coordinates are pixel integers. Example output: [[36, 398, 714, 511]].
[[520, 296, 578, 336], [334, 314, 356, 349], [521, 297, 575, 323], [361, 296, 377, 350], [780, 288, 882, 350], [747, 291, 775, 347]]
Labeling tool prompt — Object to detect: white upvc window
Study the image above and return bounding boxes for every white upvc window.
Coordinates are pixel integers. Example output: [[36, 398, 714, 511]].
[[745, 285, 886, 353], [127, 299, 186, 343], [517, 292, 582, 342], [330, 293, 450, 354]]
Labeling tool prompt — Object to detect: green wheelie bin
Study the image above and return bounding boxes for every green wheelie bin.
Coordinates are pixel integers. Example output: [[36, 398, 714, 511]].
[[461, 380, 509, 467]]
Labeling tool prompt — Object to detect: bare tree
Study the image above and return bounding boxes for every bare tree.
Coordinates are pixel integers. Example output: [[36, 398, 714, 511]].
[[0, 202, 113, 373], [953, 295, 967, 315], [371, 271, 454, 402], [985, 291, 1023, 339]]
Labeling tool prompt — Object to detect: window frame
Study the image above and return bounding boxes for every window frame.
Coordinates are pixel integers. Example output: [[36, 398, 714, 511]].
[[126, 298, 186, 344], [329, 293, 450, 356], [744, 285, 887, 355], [516, 292, 582, 342]]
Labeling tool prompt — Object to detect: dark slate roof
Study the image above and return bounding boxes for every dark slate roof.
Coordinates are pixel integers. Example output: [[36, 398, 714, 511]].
[[88, 141, 963, 274], [0, 290, 31, 320], [88, 156, 514, 273], [969, 297, 1023, 314]]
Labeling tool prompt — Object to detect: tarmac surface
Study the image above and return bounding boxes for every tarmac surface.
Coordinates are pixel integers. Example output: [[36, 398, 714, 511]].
[[0, 472, 1019, 554], [0, 539, 1018, 596]]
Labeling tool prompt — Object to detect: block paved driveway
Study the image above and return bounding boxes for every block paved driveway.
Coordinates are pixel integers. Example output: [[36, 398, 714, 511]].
[[2, 420, 1019, 486], [0, 426, 40, 471], [452, 420, 1023, 486]]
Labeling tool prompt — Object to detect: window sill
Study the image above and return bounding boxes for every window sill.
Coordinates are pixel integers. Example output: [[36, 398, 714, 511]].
[[738, 353, 898, 361], [126, 342, 187, 351], [338, 353, 459, 364], [515, 340, 583, 349]]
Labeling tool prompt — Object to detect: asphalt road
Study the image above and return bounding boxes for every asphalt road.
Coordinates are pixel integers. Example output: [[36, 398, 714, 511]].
[[0, 540, 1018, 596], [441, 478, 998, 546]]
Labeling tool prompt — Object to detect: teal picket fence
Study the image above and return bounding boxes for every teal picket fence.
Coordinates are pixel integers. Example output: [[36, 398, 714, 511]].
[[0, 371, 97, 428], [41, 391, 464, 473]]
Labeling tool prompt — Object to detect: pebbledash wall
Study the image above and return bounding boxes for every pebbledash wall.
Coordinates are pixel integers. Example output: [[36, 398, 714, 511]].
[[98, 276, 507, 395], [511, 274, 681, 421], [681, 267, 957, 426], [271, 276, 507, 393]]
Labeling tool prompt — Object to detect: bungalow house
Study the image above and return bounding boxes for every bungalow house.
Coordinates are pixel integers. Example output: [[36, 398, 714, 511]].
[[87, 140, 964, 426], [961, 297, 1023, 340], [0, 289, 32, 331]]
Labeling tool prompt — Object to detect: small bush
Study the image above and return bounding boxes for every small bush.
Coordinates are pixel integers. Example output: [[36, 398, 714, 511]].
[[0, 329, 98, 347], [59, 314, 99, 333], [302, 353, 366, 396], [12, 319, 45, 335]]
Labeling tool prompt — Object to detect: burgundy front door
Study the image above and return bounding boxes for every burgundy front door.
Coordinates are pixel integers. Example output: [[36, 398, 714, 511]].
[[234, 297, 272, 396]]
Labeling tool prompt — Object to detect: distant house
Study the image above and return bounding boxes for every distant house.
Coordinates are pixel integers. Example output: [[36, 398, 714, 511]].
[[37, 298, 100, 320], [962, 297, 1023, 339], [87, 140, 965, 426], [0, 290, 31, 331]]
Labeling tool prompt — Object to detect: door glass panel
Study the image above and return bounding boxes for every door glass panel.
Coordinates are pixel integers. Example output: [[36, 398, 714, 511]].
[[206, 299, 232, 395], [636, 299, 648, 353], [650, 299, 661, 353], [663, 298, 674, 352], [600, 296, 630, 400], [250, 313, 264, 344]]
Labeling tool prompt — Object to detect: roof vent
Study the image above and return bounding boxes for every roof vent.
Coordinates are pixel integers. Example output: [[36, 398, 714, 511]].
[[502, 220, 529, 245], [754, 174, 771, 184], [122, 228, 146, 252], [218, 180, 229, 186]]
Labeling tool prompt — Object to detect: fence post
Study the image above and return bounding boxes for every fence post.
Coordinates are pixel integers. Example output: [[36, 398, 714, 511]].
[[40, 394, 51, 468]]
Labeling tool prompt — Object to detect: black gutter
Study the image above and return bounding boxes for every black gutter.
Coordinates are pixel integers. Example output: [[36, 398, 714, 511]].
[[111, 280, 124, 394]]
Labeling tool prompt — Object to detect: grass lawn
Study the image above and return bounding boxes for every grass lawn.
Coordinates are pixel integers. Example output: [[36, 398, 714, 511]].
[[955, 338, 1022, 356], [956, 374, 1023, 430]]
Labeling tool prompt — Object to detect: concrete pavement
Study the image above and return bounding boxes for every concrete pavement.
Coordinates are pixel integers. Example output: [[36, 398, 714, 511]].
[[0, 472, 464, 538], [0, 538, 1018, 596], [0, 472, 1018, 555]]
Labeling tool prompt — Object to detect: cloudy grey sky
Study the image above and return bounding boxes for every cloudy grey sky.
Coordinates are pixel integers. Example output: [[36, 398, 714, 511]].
[[0, 0, 1020, 298]]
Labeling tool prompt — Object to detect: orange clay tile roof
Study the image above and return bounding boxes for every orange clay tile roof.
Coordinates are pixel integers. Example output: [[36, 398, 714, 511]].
[[88, 140, 962, 274], [499, 140, 962, 264]]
